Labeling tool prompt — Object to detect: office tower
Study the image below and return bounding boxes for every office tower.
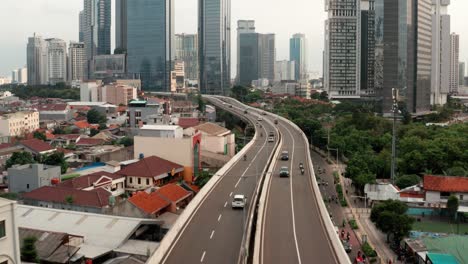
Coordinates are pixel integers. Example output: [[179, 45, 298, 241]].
[[459, 62, 465, 86], [82, 0, 111, 60], [360, 0, 375, 97], [79, 11, 85, 42], [46, 38, 67, 85], [258, 34, 275, 83], [198, 0, 231, 95], [175, 34, 198, 80], [324, 1, 360, 98], [126, 0, 174, 91], [431, 0, 451, 105], [68, 42, 86, 82], [238, 33, 259, 86], [27, 33, 48, 85], [11, 70, 18, 83], [449, 33, 459, 94], [18, 67, 28, 84], [115, 0, 127, 52], [290, 33, 308, 81], [237, 20, 255, 79], [275, 60, 295, 81]]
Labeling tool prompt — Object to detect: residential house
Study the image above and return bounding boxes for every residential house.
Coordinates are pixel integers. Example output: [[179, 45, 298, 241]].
[[32, 104, 72, 121], [73, 120, 99, 134], [0, 111, 40, 137], [8, 163, 61, 193], [117, 156, 185, 191], [127, 100, 164, 128], [178, 117, 200, 129], [20, 138, 56, 156], [156, 183, 192, 213], [58, 171, 125, 196], [0, 198, 21, 264], [76, 137, 105, 148], [424, 175, 468, 207], [188, 122, 235, 157], [128, 191, 171, 218], [171, 101, 198, 118], [23, 186, 111, 213], [78, 145, 133, 163], [139, 125, 184, 138], [51, 134, 82, 147]]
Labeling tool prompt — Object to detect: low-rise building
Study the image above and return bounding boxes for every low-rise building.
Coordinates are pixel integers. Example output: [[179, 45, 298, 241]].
[[127, 100, 164, 128], [188, 122, 235, 157], [7, 163, 61, 193], [0, 198, 21, 264], [424, 175, 468, 207], [139, 125, 184, 138], [118, 156, 185, 191], [32, 103, 72, 121], [58, 171, 125, 196], [157, 183, 192, 213], [98, 84, 137, 106], [128, 191, 171, 218], [0, 111, 39, 137], [20, 138, 56, 156]]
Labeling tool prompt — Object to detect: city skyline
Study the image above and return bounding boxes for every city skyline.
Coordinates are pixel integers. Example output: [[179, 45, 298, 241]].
[[0, 0, 467, 78]]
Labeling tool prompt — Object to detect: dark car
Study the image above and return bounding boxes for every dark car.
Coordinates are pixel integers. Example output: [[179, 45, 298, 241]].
[[281, 151, 289, 161], [279, 166, 290, 177]]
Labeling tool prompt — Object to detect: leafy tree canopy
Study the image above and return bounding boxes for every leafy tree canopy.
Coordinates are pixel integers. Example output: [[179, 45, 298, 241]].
[[87, 109, 107, 124], [6, 152, 35, 169]]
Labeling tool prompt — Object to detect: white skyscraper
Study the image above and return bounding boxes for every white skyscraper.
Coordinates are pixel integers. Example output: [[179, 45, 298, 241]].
[[27, 33, 49, 85], [18, 67, 27, 84], [68, 42, 86, 82], [46, 38, 67, 85], [275, 60, 296, 81], [449, 33, 459, 94], [431, 0, 451, 105]]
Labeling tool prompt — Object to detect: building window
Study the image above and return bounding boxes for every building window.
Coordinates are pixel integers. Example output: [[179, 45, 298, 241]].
[[0, 220, 6, 238], [460, 195, 464, 201], [440, 192, 451, 199], [129, 178, 133, 184], [27, 184, 30, 189], [146, 179, 150, 185], [138, 178, 141, 184]]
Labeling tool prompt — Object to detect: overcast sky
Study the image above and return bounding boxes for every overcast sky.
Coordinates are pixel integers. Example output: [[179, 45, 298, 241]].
[[0, 0, 467, 78]]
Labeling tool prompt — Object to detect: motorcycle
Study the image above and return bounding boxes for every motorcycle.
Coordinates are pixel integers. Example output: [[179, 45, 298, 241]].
[[299, 163, 305, 175], [243, 154, 247, 161]]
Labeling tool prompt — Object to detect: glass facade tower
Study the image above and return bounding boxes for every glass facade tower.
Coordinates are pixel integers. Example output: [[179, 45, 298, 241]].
[[198, 0, 231, 95], [126, 0, 175, 91]]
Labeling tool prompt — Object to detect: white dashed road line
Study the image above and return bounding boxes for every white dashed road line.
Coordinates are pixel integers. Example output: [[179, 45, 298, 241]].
[[218, 214, 222, 222], [210, 230, 215, 239], [200, 251, 206, 262]]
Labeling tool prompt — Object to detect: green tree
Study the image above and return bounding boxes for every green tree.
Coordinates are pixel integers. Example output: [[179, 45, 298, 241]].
[[395, 175, 421, 189], [195, 170, 212, 187], [33, 131, 46, 141], [446, 166, 467, 176], [89, 128, 100, 137], [119, 137, 134, 147], [43, 152, 68, 174], [447, 195, 459, 220], [6, 152, 35, 169], [98, 123, 107, 130], [87, 109, 107, 124], [65, 195, 74, 204], [197, 93, 205, 113], [21, 236, 39, 262], [371, 200, 414, 244], [231, 85, 249, 101]]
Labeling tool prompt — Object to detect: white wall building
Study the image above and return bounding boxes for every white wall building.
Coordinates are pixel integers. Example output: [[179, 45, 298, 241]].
[[275, 60, 296, 81], [17, 67, 27, 84], [68, 42, 86, 83], [0, 111, 40, 137], [27, 33, 49, 85], [138, 125, 184, 138], [80, 80, 101, 102], [449, 33, 460, 94], [46, 38, 67, 85], [431, 0, 451, 105], [0, 198, 21, 264]]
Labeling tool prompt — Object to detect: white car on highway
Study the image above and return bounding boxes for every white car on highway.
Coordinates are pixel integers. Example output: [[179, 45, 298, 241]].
[[268, 136, 275, 142], [232, 194, 247, 209]]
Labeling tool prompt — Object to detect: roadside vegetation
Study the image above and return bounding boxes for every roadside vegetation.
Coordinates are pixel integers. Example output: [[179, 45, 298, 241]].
[[4, 83, 80, 100]]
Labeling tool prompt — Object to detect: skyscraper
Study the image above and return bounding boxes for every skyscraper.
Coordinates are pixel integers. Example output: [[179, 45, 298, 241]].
[[237, 20, 255, 80], [46, 38, 67, 85], [275, 60, 295, 81], [290, 33, 308, 81], [198, 0, 231, 95], [82, 0, 111, 60], [126, 0, 174, 91], [324, 1, 360, 98], [175, 34, 198, 81], [79, 11, 85, 42], [449, 33, 459, 94], [238, 33, 259, 86], [459, 62, 465, 86], [258, 34, 276, 83], [11, 70, 18, 83], [17, 67, 27, 84], [68, 42, 86, 82], [115, 0, 127, 52], [431, 0, 451, 106], [27, 33, 48, 86], [360, 0, 376, 97]]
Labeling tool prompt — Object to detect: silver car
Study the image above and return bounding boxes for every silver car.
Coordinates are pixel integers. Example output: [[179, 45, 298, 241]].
[[232, 194, 247, 209]]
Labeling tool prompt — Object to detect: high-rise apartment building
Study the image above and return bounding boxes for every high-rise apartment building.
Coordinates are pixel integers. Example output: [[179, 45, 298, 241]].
[[290, 33, 308, 81], [449, 33, 459, 94], [126, 0, 174, 91], [68, 42, 86, 82], [27, 33, 48, 86], [175, 34, 198, 81], [238, 33, 259, 86], [431, 0, 451, 105], [18, 67, 27, 84], [459, 62, 465, 86], [11, 70, 18, 83], [79, 11, 85, 42], [237, 20, 255, 79], [82, 0, 111, 60], [46, 38, 67, 85], [198, 0, 231, 95], [275, 60, 295, 81], [258, 34, 276, 84], [324, 0, 360, 99], [115, 0, 127, 52], [360, 0, 375, 97]]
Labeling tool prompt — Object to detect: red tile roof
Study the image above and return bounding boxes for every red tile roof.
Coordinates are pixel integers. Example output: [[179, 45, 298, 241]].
[[0, 143, 14, 150], [55, 134, 81, 140], [23, 186, 111, 208], [117, 156, 184, 178], [74, 120, 96, 129], [56, 148, 74, 155], [20, 139, 55, 153], [45, 131, 55, 140], [33, 104, 68, 111], [157, 184, 192, 203], [58, 171, 122, 190], [178, 118, 200, 129], [424, 175, 468, 193], [76, 138, 105, 146], [128, 191, 170, 214]]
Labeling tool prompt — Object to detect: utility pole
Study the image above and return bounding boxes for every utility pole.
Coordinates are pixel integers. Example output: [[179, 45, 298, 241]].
[[391, 88, 399, 185]]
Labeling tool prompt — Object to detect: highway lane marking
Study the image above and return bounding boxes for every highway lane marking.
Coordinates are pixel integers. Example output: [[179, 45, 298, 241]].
[[229, 192, 233, 197], [224, 201, 228, 207], [283, 124, 303, 264], [210, 230, 215, 239], [200, 251, 206, 262], [218, 214, 222, 222]]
